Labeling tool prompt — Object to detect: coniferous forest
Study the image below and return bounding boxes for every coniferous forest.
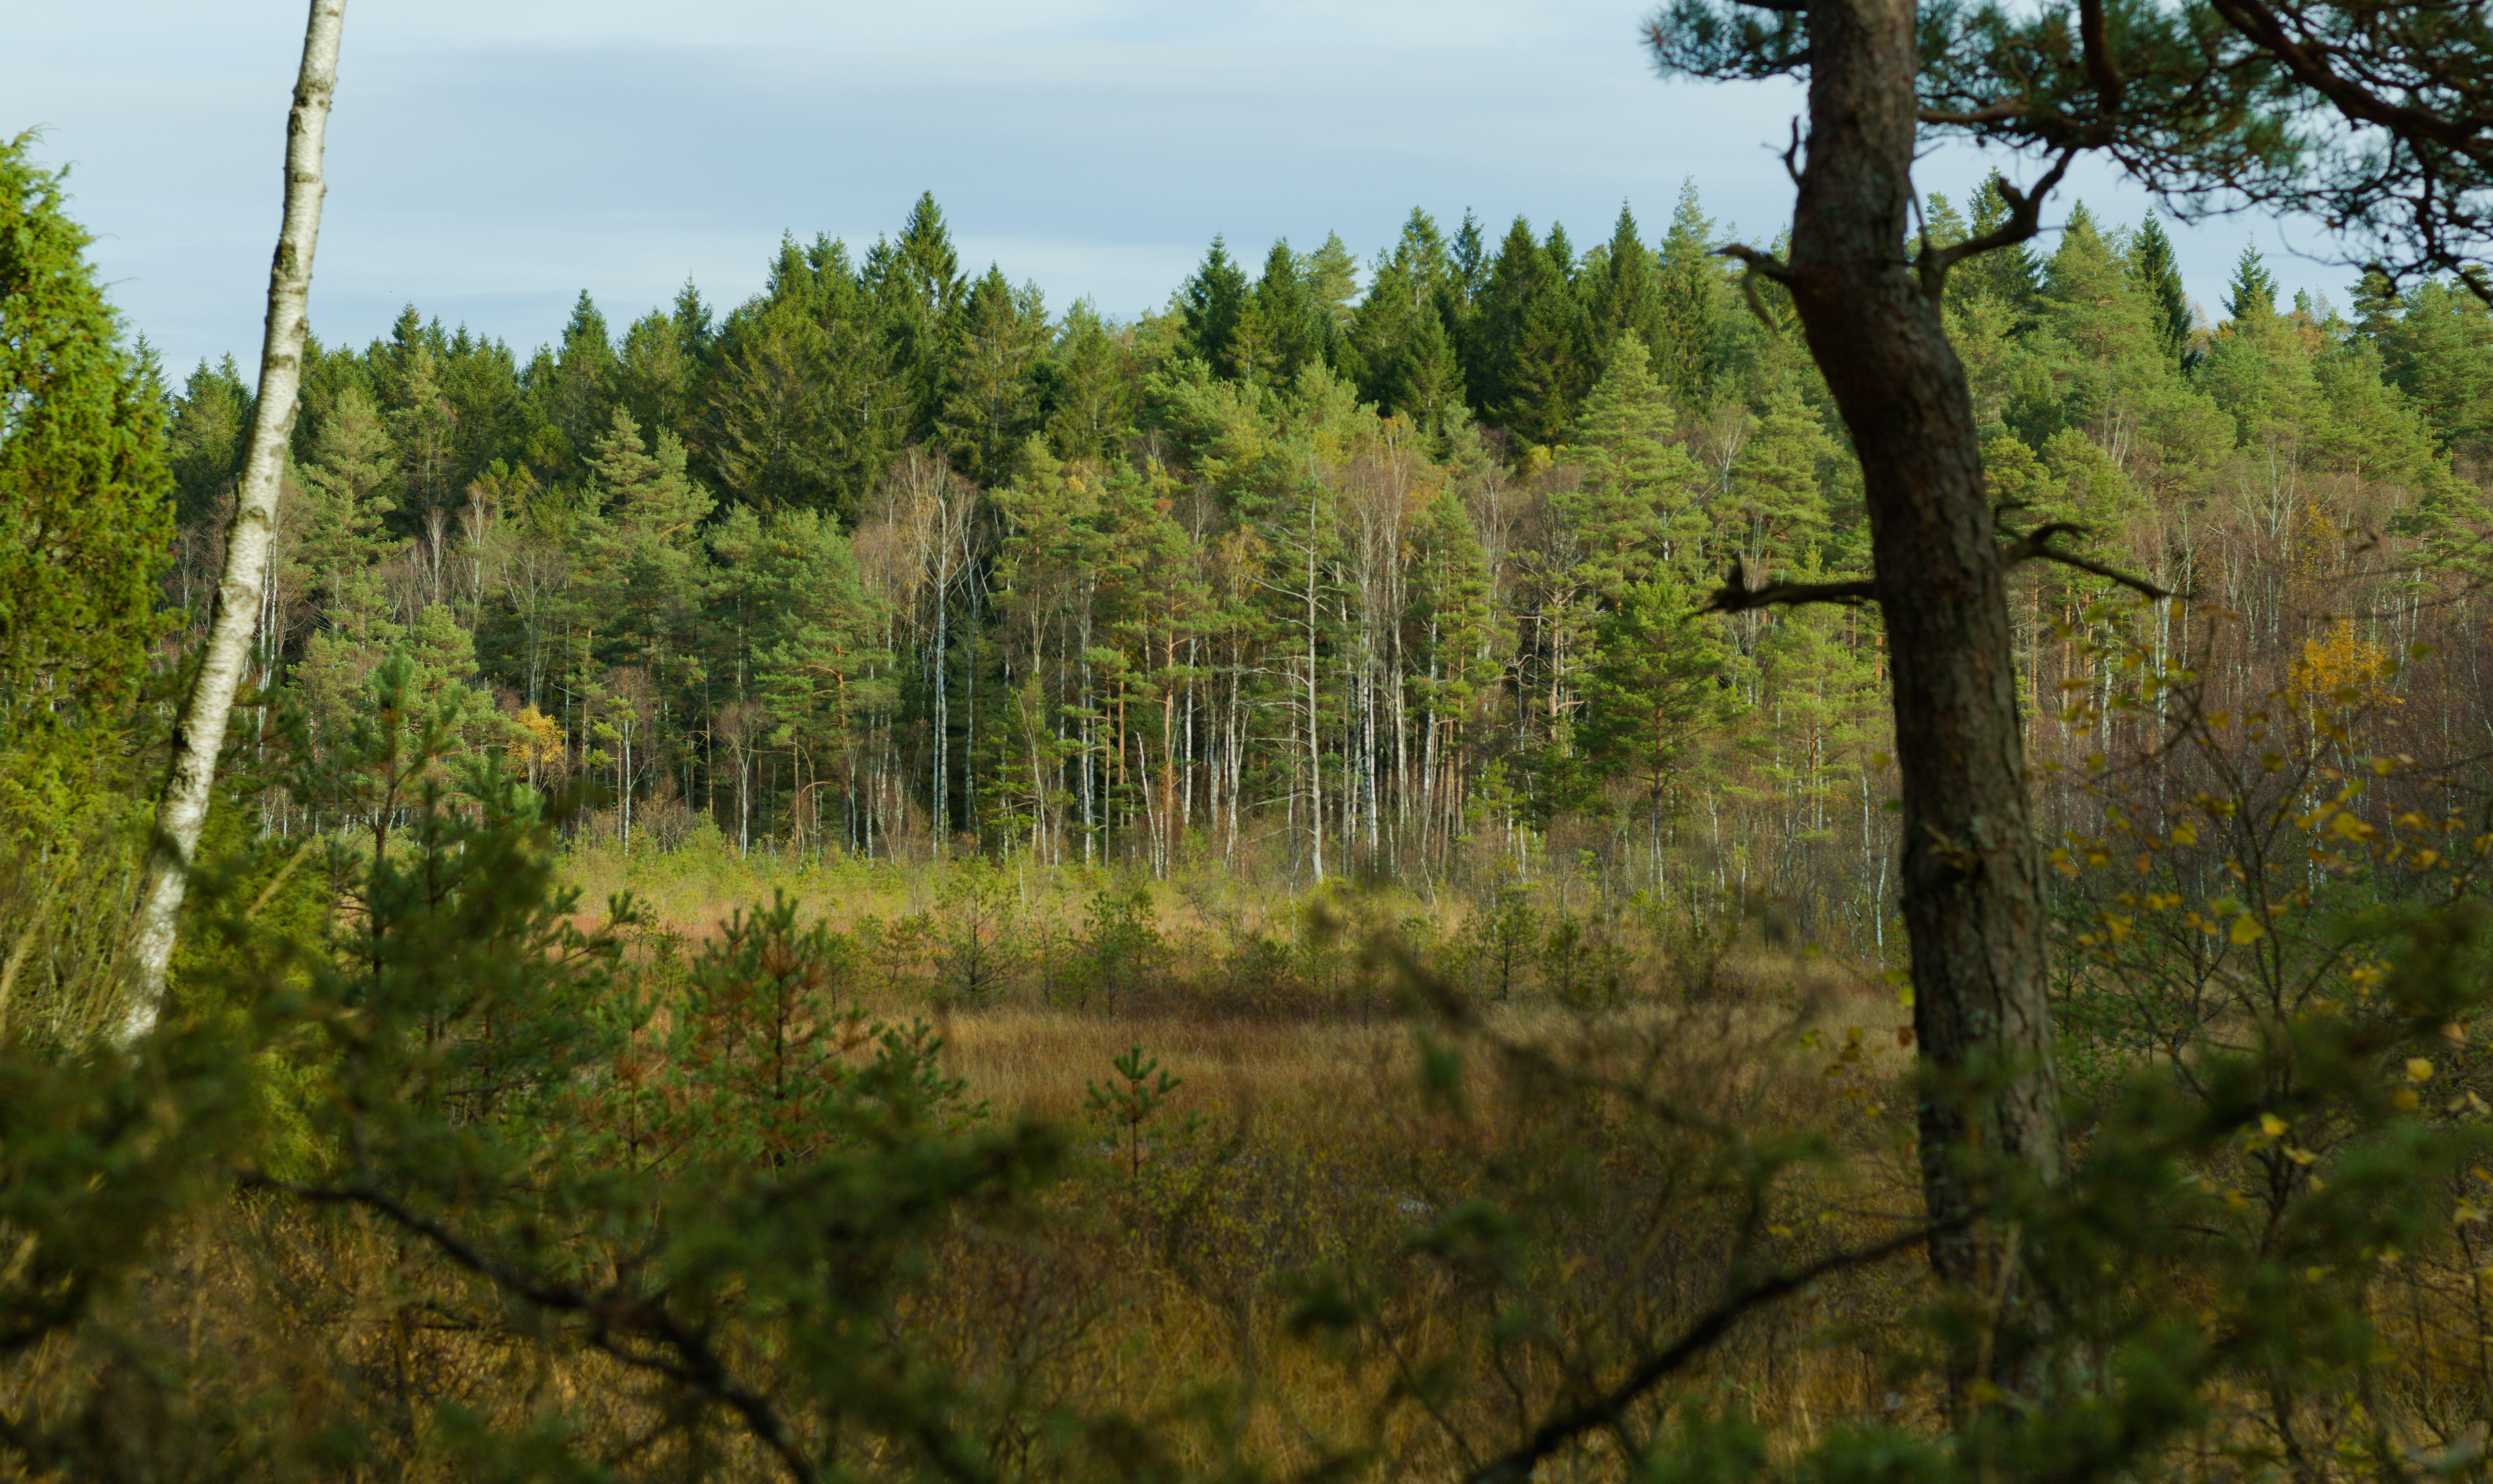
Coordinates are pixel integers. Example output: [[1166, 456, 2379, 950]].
[[27, 1, 2493, 1468], [152, 184, 2493, 942]]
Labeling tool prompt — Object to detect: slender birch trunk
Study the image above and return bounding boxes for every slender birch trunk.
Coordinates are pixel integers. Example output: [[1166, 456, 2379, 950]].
[[121, 0, 344, 1044]]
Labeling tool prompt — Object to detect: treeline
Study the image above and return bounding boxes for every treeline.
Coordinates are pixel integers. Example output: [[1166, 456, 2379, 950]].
[[158, 182, 2493, 947]]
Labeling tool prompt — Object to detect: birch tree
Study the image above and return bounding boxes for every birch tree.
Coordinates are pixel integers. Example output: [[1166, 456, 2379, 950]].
[[122, 0, 345, 1042]]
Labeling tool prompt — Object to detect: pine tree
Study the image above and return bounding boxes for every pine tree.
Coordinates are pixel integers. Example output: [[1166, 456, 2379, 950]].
[[2372, 277, 2493, 454], [707, 504, 883, 845], [2017, 204, 2192, 450], [2350, 267, 2403, 349], [1305, 231, 1360, 329], [1561, 339, 1706, 601], [1732, 375, 1835, 563]]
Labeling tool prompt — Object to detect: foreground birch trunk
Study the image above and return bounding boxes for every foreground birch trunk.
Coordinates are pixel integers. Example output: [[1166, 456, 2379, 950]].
[[121, 0, 346, 1043]]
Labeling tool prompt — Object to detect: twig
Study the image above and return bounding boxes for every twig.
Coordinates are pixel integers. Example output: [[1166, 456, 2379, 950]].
[[241, 1174, 819, 1484], [1465, 1223, 1945, 1484]]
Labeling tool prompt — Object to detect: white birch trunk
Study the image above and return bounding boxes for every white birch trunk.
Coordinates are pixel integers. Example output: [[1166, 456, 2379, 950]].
[[121, 0, 345, 1044]]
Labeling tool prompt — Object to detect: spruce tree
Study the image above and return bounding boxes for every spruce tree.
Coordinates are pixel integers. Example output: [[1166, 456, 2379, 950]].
[[867, 194, 966, 443], [1043, 299, 1136, 464], [0, 133, 176, 764], [1654, 180, 1734, 404], [1232, 240, 1332, 386], [165, 356, 253, 527], [706, 260, 900, 519], [297, 385, 401, 608], [615, 303, 704, 450], [2126, 213, 2195, 368], [1577, 570, 1734, 865], [1346, 211, 1467, 431], [939, 266, 1049, 487], [1177, 235, 1250, 376], [1470, 217, 1596, 448], [1586, 201, 1665, 373], [2223, 243, 2280, 321], [1956, 173, 2044, 322], [1450, 209, 1488, 302], [537, 289, 618, 462]]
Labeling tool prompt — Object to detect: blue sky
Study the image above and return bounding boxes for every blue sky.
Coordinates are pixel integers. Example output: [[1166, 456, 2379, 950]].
[[12, 0, 2353, 377]]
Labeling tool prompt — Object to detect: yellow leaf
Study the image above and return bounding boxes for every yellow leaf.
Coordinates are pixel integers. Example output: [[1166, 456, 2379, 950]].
[[2260, 1114, 2288, 1138], [2408, 1058, 2435, 1083], [2394, 1088, 2421, 1111], [2170, 822, 2198, 847], [2230, 914, 2266, 946]]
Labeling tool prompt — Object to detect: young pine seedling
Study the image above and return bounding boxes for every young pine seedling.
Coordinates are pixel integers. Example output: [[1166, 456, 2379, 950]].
[[1085, 1044, 1182, 1181]]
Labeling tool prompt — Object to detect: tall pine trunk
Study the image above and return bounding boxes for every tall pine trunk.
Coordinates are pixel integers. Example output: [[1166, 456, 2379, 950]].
[[1786, 0, 2064, 1397]]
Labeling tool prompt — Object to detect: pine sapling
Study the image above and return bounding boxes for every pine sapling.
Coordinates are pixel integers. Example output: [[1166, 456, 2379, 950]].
[[1085, 1044, 1181, 1181]]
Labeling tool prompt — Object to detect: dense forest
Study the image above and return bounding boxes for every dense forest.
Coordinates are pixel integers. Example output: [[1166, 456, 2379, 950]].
[[20, 22, 2493, 1465], [157, 181, 2493, 944]]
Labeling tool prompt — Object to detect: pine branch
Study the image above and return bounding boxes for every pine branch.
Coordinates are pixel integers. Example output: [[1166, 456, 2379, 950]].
[[2002, 521, 2174, 600], [1698, 559, 1878, 614]]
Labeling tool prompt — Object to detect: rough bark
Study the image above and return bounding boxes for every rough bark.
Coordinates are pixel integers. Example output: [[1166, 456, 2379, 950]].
[[1783, 0, 2065, 1376], [121, 0, 346, 1043]]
